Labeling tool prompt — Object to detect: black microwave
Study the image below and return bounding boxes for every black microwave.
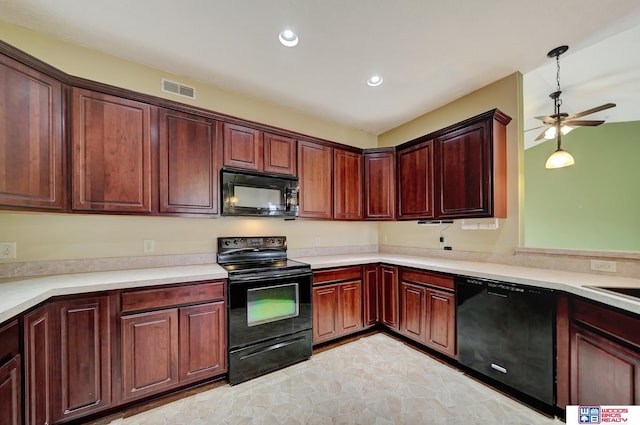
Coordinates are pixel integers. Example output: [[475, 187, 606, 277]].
[[221, 169, 299, 218]]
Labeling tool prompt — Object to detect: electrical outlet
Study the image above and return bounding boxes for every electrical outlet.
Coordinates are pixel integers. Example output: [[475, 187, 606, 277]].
[[590, 260, 617, 273], [143, 239, 155, 253], [0, 242, 17, 259], [313, 237, 321, 246]]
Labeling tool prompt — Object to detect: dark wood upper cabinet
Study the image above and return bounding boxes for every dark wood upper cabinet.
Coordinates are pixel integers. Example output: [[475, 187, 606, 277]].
[[436, 116, 507, 218], [222, 123, 261, 171], [298, 141, 333, 219], [0, 53, 65, 211], [397, 140, 434, 220], [71, 88, 156, 213], [364, 150, 395, 220], [397, 109, 510, 220], [334, 149, 363, 220], [159, 109, 221, 215], [263, 132, 297, 176], [223, 123, 297, 176]]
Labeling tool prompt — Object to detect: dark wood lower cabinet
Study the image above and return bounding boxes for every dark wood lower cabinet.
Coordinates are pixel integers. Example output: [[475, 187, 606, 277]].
[[0, 355, 21, 425], [380, 266, 399, 330], [398, 268, 456, 358], [50, 296, 113, 422], [363, 265, 379, 327], [312, 280, 363, 345], [399, 282, 426, 341], [121, 309, 179, 401], [425, 289, 456, 357], [312, 266, 364, 345], [557, 295, 640, 409], [24, 305, 51, 425], [179, 301, 227, 382]]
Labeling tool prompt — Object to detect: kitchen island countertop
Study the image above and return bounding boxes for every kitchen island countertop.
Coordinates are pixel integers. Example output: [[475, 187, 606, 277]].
[[1, 253, 639, 324]]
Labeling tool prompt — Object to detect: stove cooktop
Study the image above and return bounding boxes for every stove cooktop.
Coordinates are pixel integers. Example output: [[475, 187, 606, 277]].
[[221, 258, 310, 274]]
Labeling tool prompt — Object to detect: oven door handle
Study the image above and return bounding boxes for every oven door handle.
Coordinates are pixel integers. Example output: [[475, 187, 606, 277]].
[[230, 271, 311, 282]]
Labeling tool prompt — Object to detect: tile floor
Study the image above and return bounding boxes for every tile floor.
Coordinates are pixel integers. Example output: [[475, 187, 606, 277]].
[[91, 333, 565, 425]]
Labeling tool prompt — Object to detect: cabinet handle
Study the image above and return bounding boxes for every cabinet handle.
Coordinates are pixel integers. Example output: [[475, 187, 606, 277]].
[[490, 363, 507, 374]]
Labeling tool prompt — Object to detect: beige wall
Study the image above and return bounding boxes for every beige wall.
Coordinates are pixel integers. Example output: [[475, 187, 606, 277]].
[[0, 23, 523, 264], [378, 73, 524, 255]]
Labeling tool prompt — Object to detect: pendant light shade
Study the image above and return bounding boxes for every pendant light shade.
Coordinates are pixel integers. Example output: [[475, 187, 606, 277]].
[[545, 148, 575, 169]]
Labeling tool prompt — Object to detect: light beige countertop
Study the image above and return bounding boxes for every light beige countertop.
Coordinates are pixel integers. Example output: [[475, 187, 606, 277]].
[[293, 254, 640, 315], [0, 264, 227, 324], [1, 253, 639, 324]]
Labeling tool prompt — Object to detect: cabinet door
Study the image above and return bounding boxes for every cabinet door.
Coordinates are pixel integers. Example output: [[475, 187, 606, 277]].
[[363, 265, 379, 327], [437, 121, 492, 218], [399, 282, 426, 342], [298, 141, 333, 219], [380, 266, 399, 330], [223, 123, 262, 171], [50, 296, 112, 422], [24, 305, 51, 425], [425, 288, 456, 357], [0, 355, 21, 425], [397, 140, 434, 219], [121, 309, 179, 401], [159, 109, 221, 214], [312, 284, 339, 344], [570, 324, 640, 405], [179, 301, 227, 382], [0, 54, 65, 210], [72, 88, 155, 212], [338, 280, 363, 334], [334, 149, 363, 220], [263, 133, 297, 176], [364, 151, 395, 220]]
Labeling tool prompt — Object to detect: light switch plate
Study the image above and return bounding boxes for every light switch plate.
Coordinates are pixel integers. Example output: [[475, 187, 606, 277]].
[[590, 259, 617, 273], [0, 242, 17, 259]]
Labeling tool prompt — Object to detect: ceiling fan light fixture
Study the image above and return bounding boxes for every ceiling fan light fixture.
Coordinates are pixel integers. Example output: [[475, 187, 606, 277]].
[[543, 125, 574, 140], [545, 148, 575, 169]]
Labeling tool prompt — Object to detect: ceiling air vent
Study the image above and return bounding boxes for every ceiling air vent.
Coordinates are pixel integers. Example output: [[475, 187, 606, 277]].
[[161, 78, 196, 99]]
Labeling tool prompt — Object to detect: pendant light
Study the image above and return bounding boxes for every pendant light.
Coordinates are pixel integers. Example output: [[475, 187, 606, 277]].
[[544, 46, 575, 169]]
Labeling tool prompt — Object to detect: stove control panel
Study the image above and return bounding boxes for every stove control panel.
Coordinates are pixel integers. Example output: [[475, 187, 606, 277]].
[[218, 236, 286, 252]]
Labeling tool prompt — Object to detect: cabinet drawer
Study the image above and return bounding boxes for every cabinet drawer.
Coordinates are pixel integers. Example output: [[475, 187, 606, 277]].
[[121, 281, 225, 313], [400, 269, 454, 291], [313, 266, 362, 285], [572, 298, 640, 348]]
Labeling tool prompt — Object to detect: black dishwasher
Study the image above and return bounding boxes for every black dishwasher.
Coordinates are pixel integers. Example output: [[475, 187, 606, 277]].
[[456, 276, 555, 406]]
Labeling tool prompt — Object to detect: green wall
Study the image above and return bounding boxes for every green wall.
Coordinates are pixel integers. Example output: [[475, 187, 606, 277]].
[[524, 121, 640, 251]]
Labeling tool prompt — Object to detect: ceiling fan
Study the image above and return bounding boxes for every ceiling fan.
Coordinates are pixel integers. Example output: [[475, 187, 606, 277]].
[[530, 45, 616, 143]]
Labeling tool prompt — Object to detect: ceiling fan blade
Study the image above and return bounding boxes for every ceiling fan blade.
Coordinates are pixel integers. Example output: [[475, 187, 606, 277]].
[[534, 115, 557, 124], [534, 128, 550, 141], [564, 103, 616, 121], [525, 124, 548, 132], [564, 120, 605, 127]]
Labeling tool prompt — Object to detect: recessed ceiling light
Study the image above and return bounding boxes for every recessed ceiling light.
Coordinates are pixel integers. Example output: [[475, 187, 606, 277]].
[[367, 75, 383, 87], [278, 29, 299, 47]]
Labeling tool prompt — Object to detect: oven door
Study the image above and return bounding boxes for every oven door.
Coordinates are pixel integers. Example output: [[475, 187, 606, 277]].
[[228, 270, 312, 350]]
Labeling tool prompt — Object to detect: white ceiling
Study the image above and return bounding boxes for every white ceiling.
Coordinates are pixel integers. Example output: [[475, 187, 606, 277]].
[[1, 0, 640, 137]]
